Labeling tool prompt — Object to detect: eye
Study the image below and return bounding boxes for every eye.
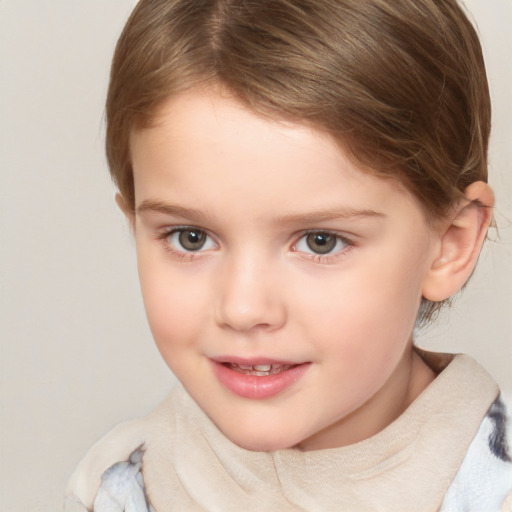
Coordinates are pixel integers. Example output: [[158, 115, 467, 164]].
[[294, 231, 349, 255], [166, 228, 216, 252]]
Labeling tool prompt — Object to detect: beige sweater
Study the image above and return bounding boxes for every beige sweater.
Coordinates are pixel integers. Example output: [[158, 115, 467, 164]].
[[65, 352, 508, 511]]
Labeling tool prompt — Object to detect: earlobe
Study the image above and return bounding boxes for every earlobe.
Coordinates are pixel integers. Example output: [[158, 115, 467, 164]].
[[115, 193, 136, 232], [422, 181, 494, 302]]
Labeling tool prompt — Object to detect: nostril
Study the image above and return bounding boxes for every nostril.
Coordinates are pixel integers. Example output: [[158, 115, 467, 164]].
[[214, 266, 287, 332]]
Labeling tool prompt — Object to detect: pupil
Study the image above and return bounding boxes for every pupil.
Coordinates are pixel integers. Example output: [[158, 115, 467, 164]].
[[179, 229, 206, 251], [306, 233, 336, 254], [188, 232, 199, 243]]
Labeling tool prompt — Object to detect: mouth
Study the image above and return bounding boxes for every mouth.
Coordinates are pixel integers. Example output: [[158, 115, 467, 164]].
[[211, 358, 310, 399], [223, 362, 298, 377]]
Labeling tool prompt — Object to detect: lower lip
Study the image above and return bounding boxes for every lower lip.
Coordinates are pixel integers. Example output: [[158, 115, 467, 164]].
[[211, 361, 310, 400]]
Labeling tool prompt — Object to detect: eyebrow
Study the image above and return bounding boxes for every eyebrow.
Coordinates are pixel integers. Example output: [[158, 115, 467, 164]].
[[137, 200, 213, 223], [137, 200, 385, 225], [274, 208, 385, 225]]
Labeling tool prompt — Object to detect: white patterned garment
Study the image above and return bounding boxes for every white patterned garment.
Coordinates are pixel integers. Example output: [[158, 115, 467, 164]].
[[93, 448, 155, 512], [93, 397, 512, 512], [439, 397, 512, 511]]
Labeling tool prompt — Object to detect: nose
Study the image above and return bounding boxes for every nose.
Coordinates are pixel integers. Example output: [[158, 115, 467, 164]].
[[214, 252, 286, 333]]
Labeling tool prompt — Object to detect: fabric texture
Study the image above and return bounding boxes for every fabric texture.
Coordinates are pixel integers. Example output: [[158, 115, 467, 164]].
[[439, 397, 512, 511], [91, 448, 155, 512], [65, 351, 511, 511]]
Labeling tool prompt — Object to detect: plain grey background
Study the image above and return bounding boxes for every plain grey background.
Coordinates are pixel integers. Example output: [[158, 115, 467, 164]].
[[0, 1, 510, 510]]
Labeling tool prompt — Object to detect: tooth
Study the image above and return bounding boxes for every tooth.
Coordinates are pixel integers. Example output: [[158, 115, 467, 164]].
[[238, 364, 253, 370], [253, 364, 272, 372]]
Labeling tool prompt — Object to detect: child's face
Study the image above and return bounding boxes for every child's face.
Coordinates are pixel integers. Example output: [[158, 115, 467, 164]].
[[129, 88, 439, 451]]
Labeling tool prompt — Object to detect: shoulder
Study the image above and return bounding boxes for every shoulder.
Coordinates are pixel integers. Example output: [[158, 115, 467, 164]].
[[64, 418, 148, 511], [64, 388, 180, 512], [440, 393, 512, 512]]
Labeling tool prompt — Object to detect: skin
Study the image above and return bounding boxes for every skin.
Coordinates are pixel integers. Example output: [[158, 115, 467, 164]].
[[123, 87, 487, 452]]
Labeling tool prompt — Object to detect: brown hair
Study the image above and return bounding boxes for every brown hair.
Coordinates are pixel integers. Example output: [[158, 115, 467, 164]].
[[106, 0, 491, 320]]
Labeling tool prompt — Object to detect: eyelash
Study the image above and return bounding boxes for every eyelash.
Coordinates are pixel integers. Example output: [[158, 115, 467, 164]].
[[157, 226, 217, 262], [157, 227, 356, 263], [292, 230, 355, 263]]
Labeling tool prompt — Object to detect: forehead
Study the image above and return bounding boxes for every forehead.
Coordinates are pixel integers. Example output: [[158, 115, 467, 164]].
[[134, 87, 341, 170], [130, 88, 426, 228]]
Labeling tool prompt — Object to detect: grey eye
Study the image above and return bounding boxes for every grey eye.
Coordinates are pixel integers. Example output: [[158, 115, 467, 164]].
[[295, 231, 348, 256], [166, 228, 216, 252], [178, 229, 207, 251], [305, 232, 338, 254]]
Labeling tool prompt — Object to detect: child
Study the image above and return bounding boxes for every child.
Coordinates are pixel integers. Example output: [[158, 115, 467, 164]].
[[65, 0, 512, 510]]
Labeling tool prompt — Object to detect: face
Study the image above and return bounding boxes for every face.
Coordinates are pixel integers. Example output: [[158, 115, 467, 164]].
[[129, 88, 439, 451]]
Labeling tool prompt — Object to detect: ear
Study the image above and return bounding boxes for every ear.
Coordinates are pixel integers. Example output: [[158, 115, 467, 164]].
[[115, 193, 136, 232], [422, 181, 494, 302]]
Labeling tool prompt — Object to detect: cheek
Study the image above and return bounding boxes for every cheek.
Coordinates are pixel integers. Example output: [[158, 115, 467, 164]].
[[136, 250, 207, 358], [296, 250, 426, 354], [303, 267, 421, 326]]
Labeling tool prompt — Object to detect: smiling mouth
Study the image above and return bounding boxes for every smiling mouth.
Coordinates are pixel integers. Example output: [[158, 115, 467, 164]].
[[224, 362, 298, 376], [213, 360, 311, 399]]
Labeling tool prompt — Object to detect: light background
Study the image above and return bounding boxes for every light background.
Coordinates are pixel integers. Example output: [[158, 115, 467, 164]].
[[0, 1, 510, 511]]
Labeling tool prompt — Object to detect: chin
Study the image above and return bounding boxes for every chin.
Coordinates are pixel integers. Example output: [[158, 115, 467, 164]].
[[219, 424, 300, 452], [232, 437, 294, 452]]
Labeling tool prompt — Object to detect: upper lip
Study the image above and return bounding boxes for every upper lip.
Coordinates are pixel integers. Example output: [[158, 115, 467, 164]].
[[210, 355, 304, 366]]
